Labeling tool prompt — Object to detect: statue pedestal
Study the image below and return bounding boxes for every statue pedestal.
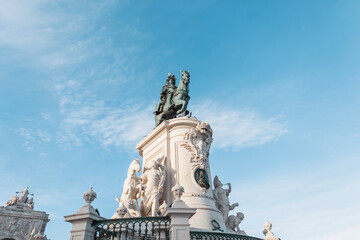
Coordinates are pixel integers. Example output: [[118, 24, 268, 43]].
[[165, 199, 196, 240], [64, 204, 106, 240], [136, 116, 225, 231]]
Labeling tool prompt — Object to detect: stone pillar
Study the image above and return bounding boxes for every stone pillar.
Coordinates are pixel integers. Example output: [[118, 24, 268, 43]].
[[136, 116, 225, 231], [165, 184, 196, 240], [64, 187, 106, 240]]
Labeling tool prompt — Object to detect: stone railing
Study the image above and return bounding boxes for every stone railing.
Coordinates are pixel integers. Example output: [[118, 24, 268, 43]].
[[92, 216, 170, 240], [65, 187, 268, 240], [190, 231, 264, 240]]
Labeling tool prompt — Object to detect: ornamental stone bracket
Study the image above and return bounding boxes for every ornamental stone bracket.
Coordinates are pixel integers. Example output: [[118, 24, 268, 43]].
[[180, 121, 213, 170]]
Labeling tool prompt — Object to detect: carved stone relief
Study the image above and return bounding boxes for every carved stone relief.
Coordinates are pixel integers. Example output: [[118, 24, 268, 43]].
[[181, 122, 213, 170], [0, 188, 49, 240]]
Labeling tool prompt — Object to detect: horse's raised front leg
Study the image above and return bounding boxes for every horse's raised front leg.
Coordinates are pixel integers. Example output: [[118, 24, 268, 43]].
[[175, 100, 186, 115]]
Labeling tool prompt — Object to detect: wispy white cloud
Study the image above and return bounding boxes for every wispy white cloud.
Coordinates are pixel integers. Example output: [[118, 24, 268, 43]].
[[56, 103, 154, 149], [1, 1, 157, 151], [18, 127, 52, 150], [0, 0, 109, 69], [192, 101, 287, 149]]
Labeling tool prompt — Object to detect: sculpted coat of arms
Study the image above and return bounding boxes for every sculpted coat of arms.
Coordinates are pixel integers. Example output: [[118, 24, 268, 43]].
[[181, 122, 213, 170]]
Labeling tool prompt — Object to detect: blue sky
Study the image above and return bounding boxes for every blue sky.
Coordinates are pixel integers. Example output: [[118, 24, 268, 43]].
[[1, 0, 360, 239]]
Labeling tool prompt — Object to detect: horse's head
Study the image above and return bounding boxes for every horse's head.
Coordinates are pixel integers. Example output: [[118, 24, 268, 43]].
[[180, 70, 190, 85], [130, 158, 141, 173]]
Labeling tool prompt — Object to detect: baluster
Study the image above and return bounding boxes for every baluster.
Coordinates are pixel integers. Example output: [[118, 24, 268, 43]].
[[165, 221, 169, 240], [111, 223, 115, 240], [145, 221, 149, 240], [125, 221, 129, 239], [131, 222, 136, 240], [116, 223, 121, 240], [119, 222, 123, 240], [157, 220, 161, 240], [151, 220, 155, 240], [137, 221, 142, 240], [100, 224, 105, 239]]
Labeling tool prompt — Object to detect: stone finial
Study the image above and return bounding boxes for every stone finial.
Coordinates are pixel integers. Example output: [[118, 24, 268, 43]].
[[171, 183, 184, 201], [83, 187, 97, 205]]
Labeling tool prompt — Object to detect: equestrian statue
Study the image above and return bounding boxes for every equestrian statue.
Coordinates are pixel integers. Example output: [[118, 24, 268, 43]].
[[154, 70, 190, 126]]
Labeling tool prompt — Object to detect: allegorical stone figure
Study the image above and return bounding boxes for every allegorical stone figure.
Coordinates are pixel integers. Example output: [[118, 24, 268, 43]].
[[140, 158, 166, 216], [213, 176, 239, 227], [4, 187, 34, 209], [112, 158, 142, 219], [17, 186, 30, 203], [4, 194, 18, 207], [263, 221, 281, 240], [228, 212, 246, 234], [154, 71, 190, 126]]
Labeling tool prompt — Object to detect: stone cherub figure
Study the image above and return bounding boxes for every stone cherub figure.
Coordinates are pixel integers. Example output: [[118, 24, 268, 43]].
[[213, 176, 239, 227], [112, 197, 141, 219], [263, 221, 280, 240], [228, 212, 246, 235], [153, 71, 190, 126], [158, 201, 169, 216], [140, 157, 166, 216]]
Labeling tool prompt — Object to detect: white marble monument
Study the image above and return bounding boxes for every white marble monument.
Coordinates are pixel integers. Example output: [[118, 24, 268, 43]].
[[135, 117, 228, 231], [109, 116, 247, 233], [107, 71, 248, 235], [0, 187, 49, 240]]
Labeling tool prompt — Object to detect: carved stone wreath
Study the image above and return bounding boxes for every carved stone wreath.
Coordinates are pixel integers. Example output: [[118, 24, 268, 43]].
[[181, 122, 213, 170]]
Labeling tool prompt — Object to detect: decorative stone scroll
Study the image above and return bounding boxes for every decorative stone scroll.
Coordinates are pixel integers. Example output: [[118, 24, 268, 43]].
[[181, 122, 213, 170]]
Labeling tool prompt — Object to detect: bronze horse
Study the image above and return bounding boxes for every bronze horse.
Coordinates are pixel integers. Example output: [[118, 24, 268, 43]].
[[154, 70, 190, 126]]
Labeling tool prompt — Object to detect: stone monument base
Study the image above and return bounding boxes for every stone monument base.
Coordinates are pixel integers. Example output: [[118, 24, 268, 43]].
[[0, 205, 49, 240]]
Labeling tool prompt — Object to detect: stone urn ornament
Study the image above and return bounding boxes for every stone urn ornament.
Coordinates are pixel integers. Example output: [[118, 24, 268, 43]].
[[83, 187, 97, 206], [171, 183, 185, 202]]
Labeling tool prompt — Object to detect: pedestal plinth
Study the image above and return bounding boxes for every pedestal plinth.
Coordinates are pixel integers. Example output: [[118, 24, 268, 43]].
[[136, 117, 225, 231]]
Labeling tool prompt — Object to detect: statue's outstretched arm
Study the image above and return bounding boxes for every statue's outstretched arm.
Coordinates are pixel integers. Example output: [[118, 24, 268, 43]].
[[229, 202, 239, 210], [226, 183, 232, 196]]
